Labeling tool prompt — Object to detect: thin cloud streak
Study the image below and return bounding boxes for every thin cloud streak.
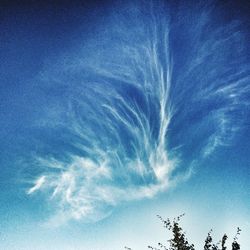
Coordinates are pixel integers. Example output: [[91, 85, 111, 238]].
[[27, 1, 250, 225]]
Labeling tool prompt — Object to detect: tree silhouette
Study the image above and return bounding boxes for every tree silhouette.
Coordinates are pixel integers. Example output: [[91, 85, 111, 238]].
[[147, 214, 194, 250], [231, 228, 241, 250], [204, 230, 213, 250], [221, 234, 228, 250], [125, 215, 241, 250]]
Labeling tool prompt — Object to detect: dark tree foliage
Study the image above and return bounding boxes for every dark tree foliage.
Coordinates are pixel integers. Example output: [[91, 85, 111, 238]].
[[125, 215, 241, 250], [231, 228, 241, 250], [204, 230, 213, 250], [148, 214, 194, 250], [221, 234, 228, 250]]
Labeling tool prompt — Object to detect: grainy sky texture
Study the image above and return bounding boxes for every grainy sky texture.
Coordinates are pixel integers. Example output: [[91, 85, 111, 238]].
[[0, 0, 249, 249]]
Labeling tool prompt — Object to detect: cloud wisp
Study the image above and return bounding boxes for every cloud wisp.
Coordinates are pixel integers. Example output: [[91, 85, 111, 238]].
[[27, 1, 250, 225]]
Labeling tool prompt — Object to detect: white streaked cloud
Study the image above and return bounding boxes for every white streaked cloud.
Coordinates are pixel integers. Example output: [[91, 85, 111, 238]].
[[27, 153, 176, 225], [27, 176, 46, 195], [26, 0, 250, 226]]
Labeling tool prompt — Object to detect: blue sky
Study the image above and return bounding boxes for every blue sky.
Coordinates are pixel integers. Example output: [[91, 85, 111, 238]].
[[0, 0, 250, 249]]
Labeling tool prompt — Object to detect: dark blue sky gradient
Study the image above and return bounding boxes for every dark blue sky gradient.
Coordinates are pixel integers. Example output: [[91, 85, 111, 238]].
[[0, 1, 250, 249]]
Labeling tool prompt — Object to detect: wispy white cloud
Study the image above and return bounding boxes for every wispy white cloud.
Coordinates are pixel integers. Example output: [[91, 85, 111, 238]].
[[27, 0, 250, 226], [27, 154, 175, 225], [27, 176, 46, 195]]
